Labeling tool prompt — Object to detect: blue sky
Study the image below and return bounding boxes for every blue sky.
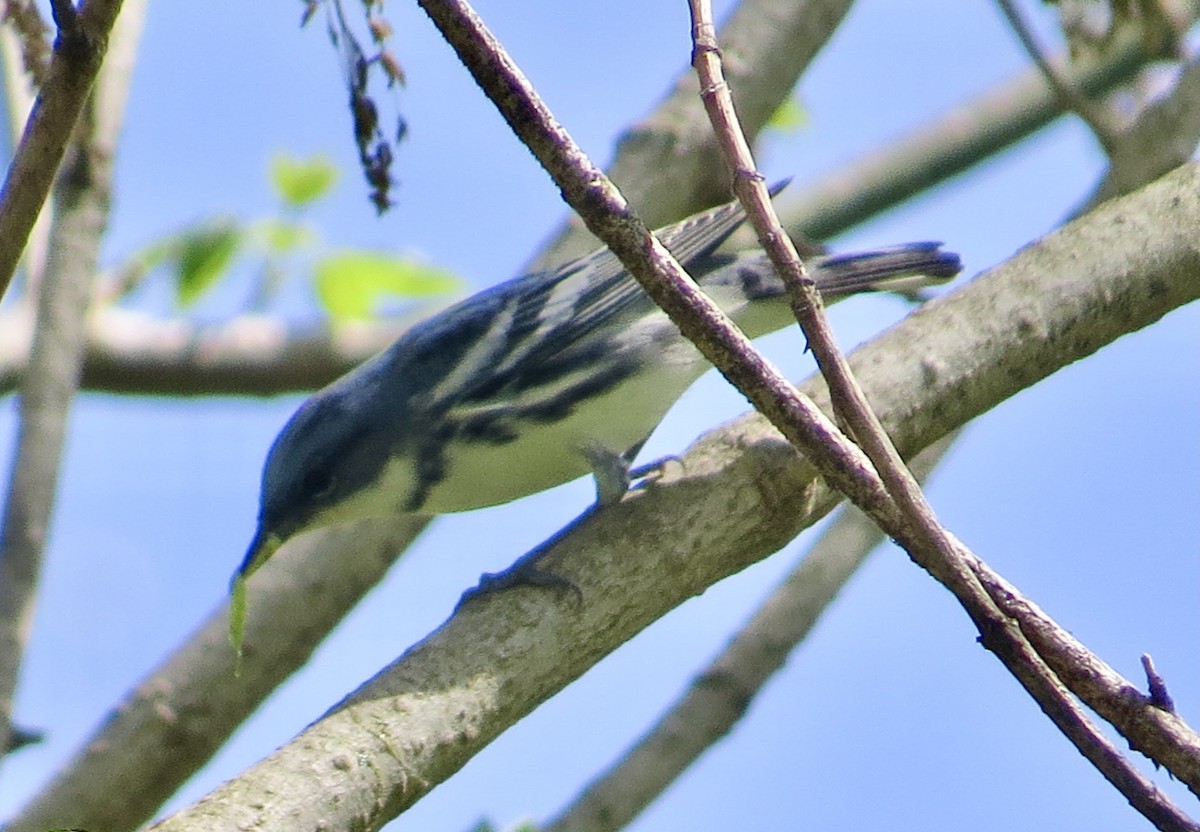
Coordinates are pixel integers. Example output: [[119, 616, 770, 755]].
[[1, 1, 1197, 830]]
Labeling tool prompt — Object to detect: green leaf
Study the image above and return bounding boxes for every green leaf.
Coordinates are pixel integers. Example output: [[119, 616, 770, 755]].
[[229, 573, 248, 677], [271, 153, 338, 208], [765, 97, 807, 132], [315, 250, 461, 321], [176, 220, 242, 307]]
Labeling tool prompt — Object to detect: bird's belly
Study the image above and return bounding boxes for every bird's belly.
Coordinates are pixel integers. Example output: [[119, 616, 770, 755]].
[[422, 358, 704, 513]]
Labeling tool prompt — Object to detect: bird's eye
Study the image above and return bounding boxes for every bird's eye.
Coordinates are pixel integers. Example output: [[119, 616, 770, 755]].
[[301, 466, 335, 501]]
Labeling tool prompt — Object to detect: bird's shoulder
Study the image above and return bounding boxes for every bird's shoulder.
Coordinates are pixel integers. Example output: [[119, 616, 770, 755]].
[[347, 196, 755, 403]]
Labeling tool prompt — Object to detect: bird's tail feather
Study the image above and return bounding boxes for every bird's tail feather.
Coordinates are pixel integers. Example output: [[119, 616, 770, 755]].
[[809, 242, 962, 299]]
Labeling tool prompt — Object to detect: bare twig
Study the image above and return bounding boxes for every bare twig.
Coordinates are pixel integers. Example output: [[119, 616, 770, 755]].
[[691, 0, 952, 578], [0, 13, 53, 291], [688, 2, 1199, 826], [690, 0, 874, 443], [973, 565, 1200, 790], [527, 0, 858, 269], [1142, 655, 1176, 714], [0, 0, 124, 304], [957, 538, 1199, 829]]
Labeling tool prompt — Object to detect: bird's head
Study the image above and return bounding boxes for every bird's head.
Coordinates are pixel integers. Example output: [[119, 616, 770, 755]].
[[237, 374, 395, 580]]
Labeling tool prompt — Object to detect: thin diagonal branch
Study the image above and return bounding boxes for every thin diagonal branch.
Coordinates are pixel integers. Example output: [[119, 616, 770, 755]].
[[0, 0, 124, 304], [0, 16, 53, 290], [688, 2, 1198, 826], [526, 0, 857, 269]]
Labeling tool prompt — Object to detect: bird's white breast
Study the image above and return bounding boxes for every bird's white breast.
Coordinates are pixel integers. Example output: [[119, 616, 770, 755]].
[[423, 316, 708, 513]]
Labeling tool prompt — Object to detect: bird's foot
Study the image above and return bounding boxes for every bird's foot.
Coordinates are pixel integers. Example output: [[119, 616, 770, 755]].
[[457, 554, 582, 611], [581, 442, 680, 507]]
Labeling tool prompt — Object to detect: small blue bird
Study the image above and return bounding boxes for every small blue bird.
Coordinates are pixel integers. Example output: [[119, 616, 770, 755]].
[[238, 196, 960, 577]]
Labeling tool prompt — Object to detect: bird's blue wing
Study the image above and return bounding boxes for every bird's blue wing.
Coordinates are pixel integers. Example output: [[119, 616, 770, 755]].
[[493, 197, 751, 375]]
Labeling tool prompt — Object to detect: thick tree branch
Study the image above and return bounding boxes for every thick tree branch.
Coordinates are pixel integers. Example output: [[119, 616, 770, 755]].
[[149, 140, 1200, 832], [0, 309, 404, 397], [543, 436, 954, 832]]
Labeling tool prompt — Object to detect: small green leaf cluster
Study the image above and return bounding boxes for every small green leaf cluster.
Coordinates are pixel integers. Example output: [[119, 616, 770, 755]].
[[108, 153, 460, 321]]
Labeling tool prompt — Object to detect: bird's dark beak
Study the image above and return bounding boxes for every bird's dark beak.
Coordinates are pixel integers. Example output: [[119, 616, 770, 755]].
[[235, 525, 283, 583]]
